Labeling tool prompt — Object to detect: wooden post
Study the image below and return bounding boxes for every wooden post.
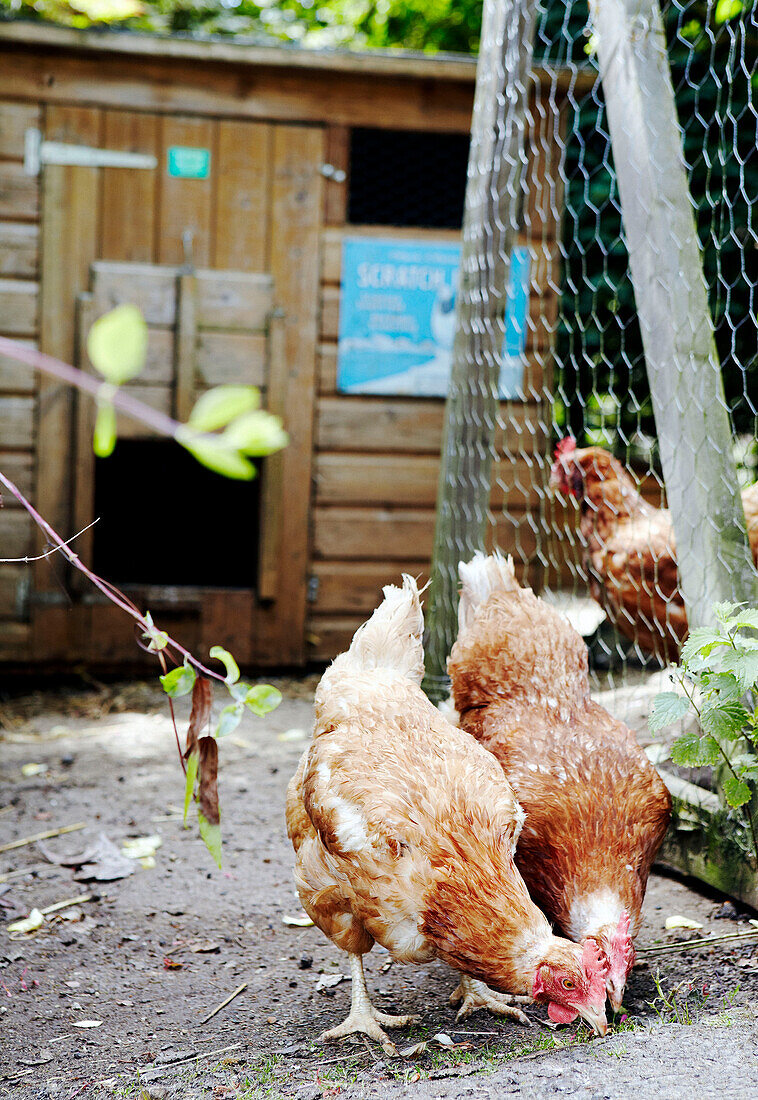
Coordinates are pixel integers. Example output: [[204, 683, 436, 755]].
[[424, 0, 540, 698], [174, 270, 198, 423], [589, 0, 758, 622]]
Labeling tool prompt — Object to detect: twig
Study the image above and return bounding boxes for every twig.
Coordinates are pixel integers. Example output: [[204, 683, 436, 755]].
[[0, 1067, 37, 1083], [637, 928, 758, 956], [0, 519, 98, 563], [443, 1029, 500, 1036], [0, 862, 50, 883], [0, 470, 226, 689], [41, 893, 93, 916], [0, 823, 86, 854], [315, 1050, 371, 1067], [136, 1042, 243, 1075], [0, 335, 184, 441], [199, 982, 247, 1025]]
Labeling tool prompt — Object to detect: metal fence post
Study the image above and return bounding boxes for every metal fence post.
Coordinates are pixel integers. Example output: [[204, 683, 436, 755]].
[[423, 0, 540, 700]]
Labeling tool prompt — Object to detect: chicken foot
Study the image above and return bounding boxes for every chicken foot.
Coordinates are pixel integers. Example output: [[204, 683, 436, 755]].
[[450, 975, 532, 1025], [319, 952, 419, 1056]]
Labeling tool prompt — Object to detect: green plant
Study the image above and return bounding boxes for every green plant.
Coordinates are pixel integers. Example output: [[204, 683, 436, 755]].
[[646, 972, 710, 1025], [0, 308, 288, 867], [650, 601, 758, 857]]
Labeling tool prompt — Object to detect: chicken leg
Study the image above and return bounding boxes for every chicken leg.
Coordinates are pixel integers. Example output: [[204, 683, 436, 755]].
[[319, 952, 419, 1055], [450, 975, 532, 1025]]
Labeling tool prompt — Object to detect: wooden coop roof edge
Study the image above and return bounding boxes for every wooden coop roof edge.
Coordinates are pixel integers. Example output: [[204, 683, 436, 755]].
[[0, 20, 593, 88]]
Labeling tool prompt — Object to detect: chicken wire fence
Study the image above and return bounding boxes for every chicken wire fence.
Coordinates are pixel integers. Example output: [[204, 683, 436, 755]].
[[423, 0, 758, 725]]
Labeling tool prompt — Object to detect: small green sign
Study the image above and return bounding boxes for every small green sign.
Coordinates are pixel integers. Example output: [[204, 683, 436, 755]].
[[167, 146, 211, 180]]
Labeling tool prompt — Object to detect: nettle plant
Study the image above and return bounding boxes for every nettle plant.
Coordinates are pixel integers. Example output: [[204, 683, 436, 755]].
[[650, 602, 758, 855], [0, 306, 289, 866]]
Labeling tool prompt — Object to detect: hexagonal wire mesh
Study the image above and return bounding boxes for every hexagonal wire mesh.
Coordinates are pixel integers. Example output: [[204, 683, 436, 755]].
[[423, 0, 758, 734]]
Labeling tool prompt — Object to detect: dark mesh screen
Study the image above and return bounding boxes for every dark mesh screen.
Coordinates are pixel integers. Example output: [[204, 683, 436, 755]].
[[348, 128, 469, 229], [92, 439, 260, 587]]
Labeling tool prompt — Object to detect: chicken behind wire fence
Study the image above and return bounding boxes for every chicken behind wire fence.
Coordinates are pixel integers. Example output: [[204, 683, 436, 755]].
[[427, 0, 758, 706]]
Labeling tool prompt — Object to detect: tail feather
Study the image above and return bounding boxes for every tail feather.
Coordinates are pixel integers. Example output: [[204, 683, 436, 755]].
[[328, 574, 425, 684], [450, 551, 588, 710], [458, 550, 520, 633]]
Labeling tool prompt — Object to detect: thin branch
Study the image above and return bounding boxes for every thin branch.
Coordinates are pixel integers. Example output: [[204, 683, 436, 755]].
[[637, 927, 758, 956], [0, 468, 226, 687], [0, 519, 99, 563], [0, 336, 182, 440]]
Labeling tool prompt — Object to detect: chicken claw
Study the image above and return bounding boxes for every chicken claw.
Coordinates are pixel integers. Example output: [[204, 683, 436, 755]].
[[450, 975, 532, 1026], [319, 953, 419, 1056]]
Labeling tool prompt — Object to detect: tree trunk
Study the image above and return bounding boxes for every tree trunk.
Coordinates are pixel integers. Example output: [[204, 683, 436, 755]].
[[590, 0, 758, 622]]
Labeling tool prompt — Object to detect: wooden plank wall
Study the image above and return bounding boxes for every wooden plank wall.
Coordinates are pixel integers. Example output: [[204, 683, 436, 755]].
[[0, 97, 323, 665], [305, 110, 563, 660], [0, 66, 582, 667], [0, 102, 40, 659]]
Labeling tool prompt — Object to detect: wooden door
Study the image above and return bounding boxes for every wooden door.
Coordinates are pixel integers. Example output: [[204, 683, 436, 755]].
[[31, 108, 324, 666]]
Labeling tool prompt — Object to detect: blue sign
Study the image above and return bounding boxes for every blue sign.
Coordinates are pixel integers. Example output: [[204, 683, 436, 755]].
[[336, 237, 531, 398]]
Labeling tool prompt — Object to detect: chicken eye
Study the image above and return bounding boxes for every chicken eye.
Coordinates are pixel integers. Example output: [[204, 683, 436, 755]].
[[561, 978, 575, 991]]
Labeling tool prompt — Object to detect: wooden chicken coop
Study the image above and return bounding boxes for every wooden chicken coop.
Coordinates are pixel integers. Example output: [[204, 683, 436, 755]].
[[0, 22, 577, 668]]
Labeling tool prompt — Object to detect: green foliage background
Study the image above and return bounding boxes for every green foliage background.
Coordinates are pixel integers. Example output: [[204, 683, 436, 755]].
[[2, 0, 756, 452]]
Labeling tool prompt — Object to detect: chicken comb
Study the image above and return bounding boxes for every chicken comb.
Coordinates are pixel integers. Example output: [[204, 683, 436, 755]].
[[554, 436, 577, 460], [611, 911, 635, 967]]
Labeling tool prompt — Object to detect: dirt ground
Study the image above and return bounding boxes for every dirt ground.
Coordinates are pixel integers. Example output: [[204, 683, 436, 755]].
[[2, 675, 758, 1100]]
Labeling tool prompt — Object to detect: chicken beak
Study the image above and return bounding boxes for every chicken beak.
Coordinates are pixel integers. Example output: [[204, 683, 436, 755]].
[[608, 985, 625, 1015], [579, 1004, 608, 1037]]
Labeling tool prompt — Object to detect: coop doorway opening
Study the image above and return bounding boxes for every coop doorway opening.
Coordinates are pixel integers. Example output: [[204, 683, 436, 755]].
[[92, 439, 261, 588]]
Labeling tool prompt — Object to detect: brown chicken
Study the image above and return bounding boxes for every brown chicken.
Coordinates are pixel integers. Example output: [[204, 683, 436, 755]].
[[550, 438, 758, 662], [286, 576, 609, 1053], [448, 552, 672, 1012]]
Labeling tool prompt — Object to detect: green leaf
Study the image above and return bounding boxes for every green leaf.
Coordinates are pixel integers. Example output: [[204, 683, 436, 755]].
[[93, 400, 117, 458], [649, 691, 690, 732], [670, 730, 706, 767], [720, 649, 758, 694], [87, 305, 148, 385], [725, 610, 758, 632], [216, 702, 244, 739], [713, 601, 741, 623], [221, 411, 289, 456], [700, 698, 751, 741], [198, 809, 222, 868], [670, 732, 721, 768], [680, 627, 727, 666], [183, 750, 199, 824], [244, 683, 283, 716], [228, 680, 251, 703], [680, 18, 702, 39], [188, 386, 261, 433], [714, 0, 745, 24], [209, 645, 240, 685], [723, 773, 752, 808], [74, 0, 143, 20], [160, 663, 197, 698], [142, 612, 168, 653], [700, 672, 742, 702], [693, 735, 722, 767], [179, 435, 256, 481]]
